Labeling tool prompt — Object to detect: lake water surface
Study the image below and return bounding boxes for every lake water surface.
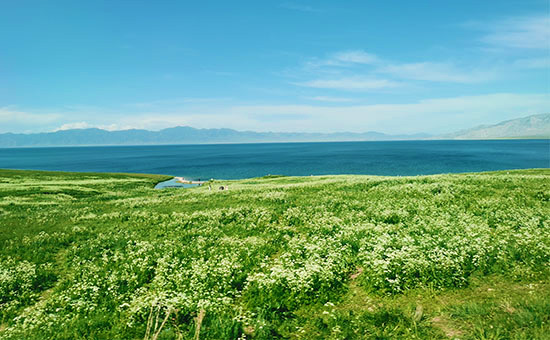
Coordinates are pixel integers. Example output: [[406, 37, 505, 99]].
[[1, 140, 548, 179]]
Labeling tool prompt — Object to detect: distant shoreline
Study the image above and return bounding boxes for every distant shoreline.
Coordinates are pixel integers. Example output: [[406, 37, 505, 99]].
[[0, 137, 548, 149]]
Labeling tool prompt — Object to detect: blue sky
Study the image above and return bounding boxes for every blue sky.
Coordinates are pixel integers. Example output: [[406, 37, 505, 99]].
[[0, 0, 548, 134]]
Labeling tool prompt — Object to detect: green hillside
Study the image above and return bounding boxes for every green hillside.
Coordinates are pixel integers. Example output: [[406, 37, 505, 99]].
[[1, 169, 549, 339]]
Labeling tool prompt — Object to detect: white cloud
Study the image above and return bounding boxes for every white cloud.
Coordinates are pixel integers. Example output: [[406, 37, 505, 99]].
[[117, 115, 193, 131], [53, 122, 92, 131], [332, 50, 379, 64], [304, 50, 379, 69], [224, 93, 549, 133], [53, 122, 122, 132], [298, 16, 549, 89], [110, 93, 549, 134], [514, 57, 550, 69], [0, 107, 60, 124], [305, 96, 355, 102], [124, 97, 232, 109], [0, 107, 61, 133], [296, 77, 401, 91], [4, 93, 548, 135], [481, 15, 550, 49], [380, 62, 494, 83], [300, 50, 495, 87]]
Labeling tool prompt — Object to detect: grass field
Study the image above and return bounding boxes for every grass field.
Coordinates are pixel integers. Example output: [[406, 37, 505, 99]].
[[0, 169, 549, 339]]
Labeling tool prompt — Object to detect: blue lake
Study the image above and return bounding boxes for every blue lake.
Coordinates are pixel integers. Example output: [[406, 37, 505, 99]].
[[0, 140, 548, 179]]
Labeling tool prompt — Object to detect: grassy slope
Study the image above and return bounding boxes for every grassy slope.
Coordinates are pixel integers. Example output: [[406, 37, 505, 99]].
[[0, 169, 549, 339]]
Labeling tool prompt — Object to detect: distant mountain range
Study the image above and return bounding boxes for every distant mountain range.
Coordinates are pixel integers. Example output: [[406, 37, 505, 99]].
[[0, 114, 547, 147], [440, 113, 550, 139], [0, 127, 430, 147]]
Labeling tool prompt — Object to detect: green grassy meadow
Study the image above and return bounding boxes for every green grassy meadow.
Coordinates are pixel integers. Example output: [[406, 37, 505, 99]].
[[0, 169, 549, 339]]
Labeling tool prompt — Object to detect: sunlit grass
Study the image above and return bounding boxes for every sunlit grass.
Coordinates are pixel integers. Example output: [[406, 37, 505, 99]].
[[0, 169, 548, 339]]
